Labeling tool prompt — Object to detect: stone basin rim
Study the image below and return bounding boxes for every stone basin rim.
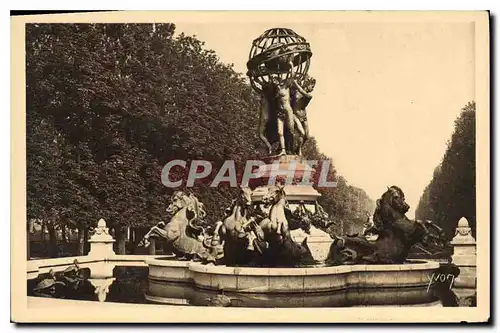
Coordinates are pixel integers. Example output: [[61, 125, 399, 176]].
[[145, 258, 439, 276]]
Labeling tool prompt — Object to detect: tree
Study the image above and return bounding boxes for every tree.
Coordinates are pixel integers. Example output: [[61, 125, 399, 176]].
[[415, 102, 476, 239]]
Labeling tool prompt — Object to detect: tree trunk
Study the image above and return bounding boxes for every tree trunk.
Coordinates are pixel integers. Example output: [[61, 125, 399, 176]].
[[61, 224, 67, 244], [130, 228, 138, 254], [27, 224, 31, 260], [47, 224, 58, 258], [84, 227, 90, 254], [41, 221, 45, 242], [41, 222, 47, 257], [77, 227, 85, 256], [115, 227, 127, 255]]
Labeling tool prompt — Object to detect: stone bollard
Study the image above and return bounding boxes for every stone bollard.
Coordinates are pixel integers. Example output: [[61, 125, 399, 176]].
[[88, 219, 116, 258], [148, 238, 156, 255], [450, 217, 476, 298]]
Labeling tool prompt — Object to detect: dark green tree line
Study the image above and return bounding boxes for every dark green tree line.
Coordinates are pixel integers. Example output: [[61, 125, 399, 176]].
[[415, 102, 476, 239]]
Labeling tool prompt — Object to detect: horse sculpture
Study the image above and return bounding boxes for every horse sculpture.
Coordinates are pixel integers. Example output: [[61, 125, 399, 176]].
[[326, 186, 448, 265], [138, 187, 316, 267], [286, 200, 335, 233], [285, 201, 312, 234], [218, 187, 263, 266], [139, 191, 218, 262], [259, 184, 290, 242], [255, 184, 315, 267]]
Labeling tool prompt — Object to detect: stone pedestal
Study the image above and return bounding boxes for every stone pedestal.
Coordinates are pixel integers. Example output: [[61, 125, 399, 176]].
[[250, 155, 321, 204], [148, 238, 157, 255], [88, 219, 116, 258], [450, 217, 476, 297], [291, 225, 333, 262]]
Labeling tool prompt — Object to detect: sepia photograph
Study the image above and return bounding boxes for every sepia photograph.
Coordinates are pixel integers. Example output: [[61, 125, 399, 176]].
[[10, 10, 490, 323]]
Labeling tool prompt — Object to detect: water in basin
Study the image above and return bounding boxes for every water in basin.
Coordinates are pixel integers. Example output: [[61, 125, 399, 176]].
[[27, 264, 455, 307]]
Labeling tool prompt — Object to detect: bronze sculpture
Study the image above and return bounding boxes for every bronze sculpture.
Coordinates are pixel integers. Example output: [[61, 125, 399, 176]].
[[257, 73, 296, 156], [139, 184, 446, 267], [139, 191, 219, 263], [31, 260, 89, 298], [326, 186, 448, 265], [138, 187, 315, 267], [247, 28, 313, 156], [212, 185, 315, 267], [201, 221, 225, 264], [290, 74, 316, 155], [258, 184, 290, 240], [218, 187, 262, 266], [249, 184, 316, 267], [32, 269, 66, 298], [137, 30, 447, 269]]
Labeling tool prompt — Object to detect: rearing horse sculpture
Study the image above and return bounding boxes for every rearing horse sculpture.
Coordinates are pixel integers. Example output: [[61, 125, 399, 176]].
[[326, 186, 448, 265], [139, 191, 216, 262], [256, 184, 315, 267], [259, 183, 289, 242], [219, 187, 262, 266]]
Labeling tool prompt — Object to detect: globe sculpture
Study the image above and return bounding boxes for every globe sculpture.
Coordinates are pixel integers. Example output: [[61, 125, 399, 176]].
[[246, 27, 313, 92]]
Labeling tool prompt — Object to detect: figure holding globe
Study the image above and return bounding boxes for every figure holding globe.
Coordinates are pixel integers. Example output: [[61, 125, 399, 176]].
[[247, 28, 314, 157], [261, 58, 296, 157], [290, 74, 316, 155]]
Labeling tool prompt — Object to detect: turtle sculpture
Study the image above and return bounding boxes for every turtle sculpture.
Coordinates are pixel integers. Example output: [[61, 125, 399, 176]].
[[205, 289, 242, 307], [59, 259, 88, 290], [31, 260, 89, 298], [32, 269, 65, 298]]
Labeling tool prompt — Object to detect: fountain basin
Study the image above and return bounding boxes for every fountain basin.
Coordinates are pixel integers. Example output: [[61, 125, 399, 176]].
[[146, 281, 443, 307], [146, 258, 440, 306]]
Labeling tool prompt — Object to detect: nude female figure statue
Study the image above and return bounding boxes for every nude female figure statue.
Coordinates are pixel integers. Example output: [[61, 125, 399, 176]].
[[290, 77, 315, 155], [257, 60, 297, 156]]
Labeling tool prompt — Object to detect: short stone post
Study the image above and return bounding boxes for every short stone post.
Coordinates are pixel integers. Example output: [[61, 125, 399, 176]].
[[148, 238, 156, 255], [450, 217, 476, 298], [88, 219, 116, 258]]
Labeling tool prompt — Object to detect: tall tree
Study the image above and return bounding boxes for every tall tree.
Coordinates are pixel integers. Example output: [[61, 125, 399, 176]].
[[415, 102, 476, 239]]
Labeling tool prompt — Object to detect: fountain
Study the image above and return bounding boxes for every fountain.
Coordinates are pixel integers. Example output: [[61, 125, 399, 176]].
[[141, 28, 447, 307]]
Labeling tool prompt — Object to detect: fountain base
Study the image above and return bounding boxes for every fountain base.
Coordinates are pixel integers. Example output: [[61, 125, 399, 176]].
[[145, 258, 441, 307]]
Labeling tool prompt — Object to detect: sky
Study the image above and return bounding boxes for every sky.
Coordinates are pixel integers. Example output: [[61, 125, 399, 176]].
[[175, 21, 475, 218]]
